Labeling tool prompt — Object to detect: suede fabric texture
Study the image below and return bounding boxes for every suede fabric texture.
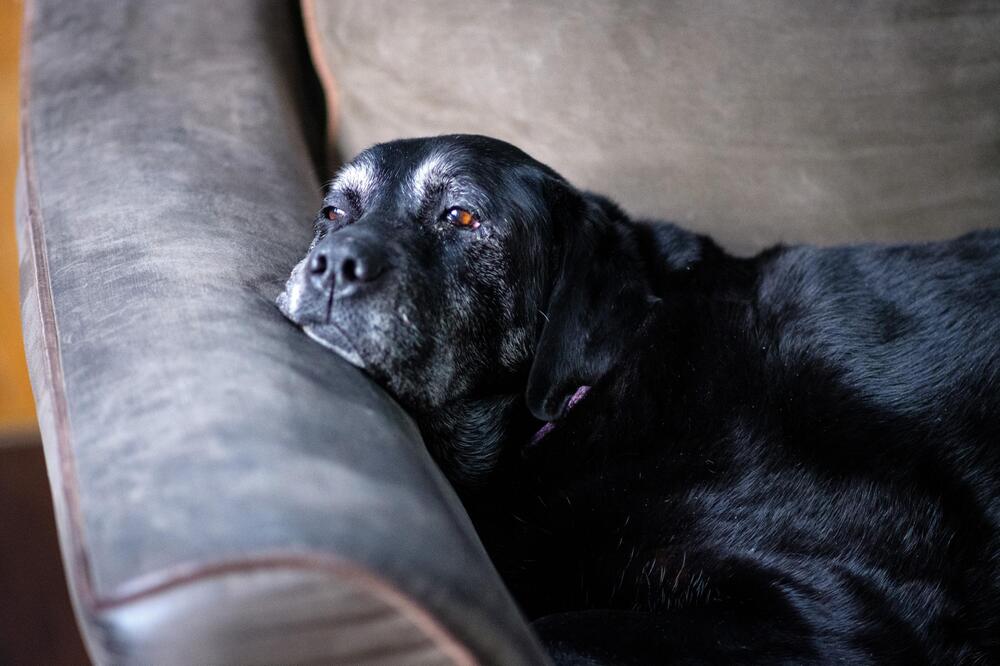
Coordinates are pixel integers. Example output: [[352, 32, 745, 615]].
[[306, 0, 1000, 254], [17, 1, 546, 663]]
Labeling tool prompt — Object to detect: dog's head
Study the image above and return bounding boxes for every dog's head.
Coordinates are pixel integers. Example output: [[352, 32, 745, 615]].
[[279, 135, 657, 483]]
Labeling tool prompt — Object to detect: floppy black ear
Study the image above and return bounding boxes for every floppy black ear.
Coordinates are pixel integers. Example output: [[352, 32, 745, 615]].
[[525, 188, 659, 422]]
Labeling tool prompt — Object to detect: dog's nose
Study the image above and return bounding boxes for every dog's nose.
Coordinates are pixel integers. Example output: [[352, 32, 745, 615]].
[[308, 240, 386, 296]]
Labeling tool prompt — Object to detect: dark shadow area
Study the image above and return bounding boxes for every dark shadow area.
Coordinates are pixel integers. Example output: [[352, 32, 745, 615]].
[[0, 441, 90, 666], [288, 2, 335, 180]]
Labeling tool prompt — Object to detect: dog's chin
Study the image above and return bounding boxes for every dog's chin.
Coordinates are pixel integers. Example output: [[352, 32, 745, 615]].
[[302, 323, 366, 369], [277, 286, 367, 369]]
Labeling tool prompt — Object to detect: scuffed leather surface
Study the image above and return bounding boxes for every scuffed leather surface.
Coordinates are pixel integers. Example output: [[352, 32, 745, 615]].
[[308, 0, 1000, 254], [18, 1, 545, 663]]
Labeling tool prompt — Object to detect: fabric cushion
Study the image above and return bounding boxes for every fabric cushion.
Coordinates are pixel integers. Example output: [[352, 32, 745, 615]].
[[305, 0, 1000, 254]]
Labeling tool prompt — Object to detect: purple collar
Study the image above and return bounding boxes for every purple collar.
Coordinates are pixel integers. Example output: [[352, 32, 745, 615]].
[[529, 385, 592, 447]]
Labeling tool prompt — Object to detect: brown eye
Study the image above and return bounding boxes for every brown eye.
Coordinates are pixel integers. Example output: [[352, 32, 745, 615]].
[[322, 206, 347, 221], [446, 207, 480, 229]]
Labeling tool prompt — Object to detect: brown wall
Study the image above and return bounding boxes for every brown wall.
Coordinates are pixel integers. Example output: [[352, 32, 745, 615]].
[[0, 0, 36, 438]]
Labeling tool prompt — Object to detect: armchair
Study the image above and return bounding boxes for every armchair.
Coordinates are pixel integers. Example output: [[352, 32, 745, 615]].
[[19, 1, 998, 664]]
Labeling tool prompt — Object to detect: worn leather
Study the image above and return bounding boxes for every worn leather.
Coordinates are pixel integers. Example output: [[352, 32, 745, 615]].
[[17, 1, 546, 664], [306, 0, 1000, 254]]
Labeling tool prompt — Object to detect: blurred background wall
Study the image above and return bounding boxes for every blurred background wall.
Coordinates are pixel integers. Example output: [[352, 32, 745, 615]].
[[1, 0, 35, 443]]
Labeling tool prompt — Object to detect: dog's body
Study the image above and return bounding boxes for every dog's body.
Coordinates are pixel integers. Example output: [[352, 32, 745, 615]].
[[472, 226, 1000, 664], [279, 135, 1000, 664]]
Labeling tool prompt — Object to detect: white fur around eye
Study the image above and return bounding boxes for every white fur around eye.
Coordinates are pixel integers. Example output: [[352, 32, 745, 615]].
[[331, 160, 378, 204], [410, 152, 450, 200]]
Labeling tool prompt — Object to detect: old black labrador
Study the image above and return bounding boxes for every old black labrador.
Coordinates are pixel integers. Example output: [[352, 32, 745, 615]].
[[278, 135, 999, 664]]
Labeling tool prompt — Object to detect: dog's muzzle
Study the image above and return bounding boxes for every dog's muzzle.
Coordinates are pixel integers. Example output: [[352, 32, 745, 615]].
[[277, 231, 388, 369]]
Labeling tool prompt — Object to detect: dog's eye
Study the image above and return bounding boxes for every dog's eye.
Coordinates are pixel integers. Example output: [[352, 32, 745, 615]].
[[445, 207, 480, 229], [322, 206, 347, 221]]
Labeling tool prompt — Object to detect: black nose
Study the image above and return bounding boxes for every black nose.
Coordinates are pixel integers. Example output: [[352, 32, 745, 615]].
[[308, 240, 386, 296]]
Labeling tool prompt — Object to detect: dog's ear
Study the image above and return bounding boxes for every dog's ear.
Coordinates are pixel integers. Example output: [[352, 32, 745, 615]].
[[525, 185, 659, 422]]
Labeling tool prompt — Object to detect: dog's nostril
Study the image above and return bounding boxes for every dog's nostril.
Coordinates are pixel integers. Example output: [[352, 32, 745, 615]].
[[309, 253, 328, 276], [341, 258, 358, 282]]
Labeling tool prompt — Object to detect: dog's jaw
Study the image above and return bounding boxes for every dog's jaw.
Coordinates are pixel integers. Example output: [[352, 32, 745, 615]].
[[303, 324, 366, 369]]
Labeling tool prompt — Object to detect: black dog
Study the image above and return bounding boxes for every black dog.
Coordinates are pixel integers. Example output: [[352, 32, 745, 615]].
[[279, 135, 1000, 664]]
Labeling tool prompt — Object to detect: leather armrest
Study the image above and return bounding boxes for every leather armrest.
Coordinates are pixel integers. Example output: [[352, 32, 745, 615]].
[[17, 1, 546, 663]]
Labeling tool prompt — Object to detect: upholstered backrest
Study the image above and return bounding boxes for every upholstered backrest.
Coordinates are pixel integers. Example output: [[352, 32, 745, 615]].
[[305, 0, 1000, 254]]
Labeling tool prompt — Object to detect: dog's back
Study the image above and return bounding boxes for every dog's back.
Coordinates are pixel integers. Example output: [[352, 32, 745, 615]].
[[756, 229, 1000, 419]]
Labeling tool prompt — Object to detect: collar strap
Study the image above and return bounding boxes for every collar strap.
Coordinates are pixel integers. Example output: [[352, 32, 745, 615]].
[[528, 385, 592, 447]]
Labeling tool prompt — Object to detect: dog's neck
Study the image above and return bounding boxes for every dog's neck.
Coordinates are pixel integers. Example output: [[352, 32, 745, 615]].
[[416, 393, 534, 489]]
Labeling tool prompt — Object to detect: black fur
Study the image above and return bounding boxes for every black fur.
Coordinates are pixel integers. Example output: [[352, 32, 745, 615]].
[[279, 135, 1000, 664]]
